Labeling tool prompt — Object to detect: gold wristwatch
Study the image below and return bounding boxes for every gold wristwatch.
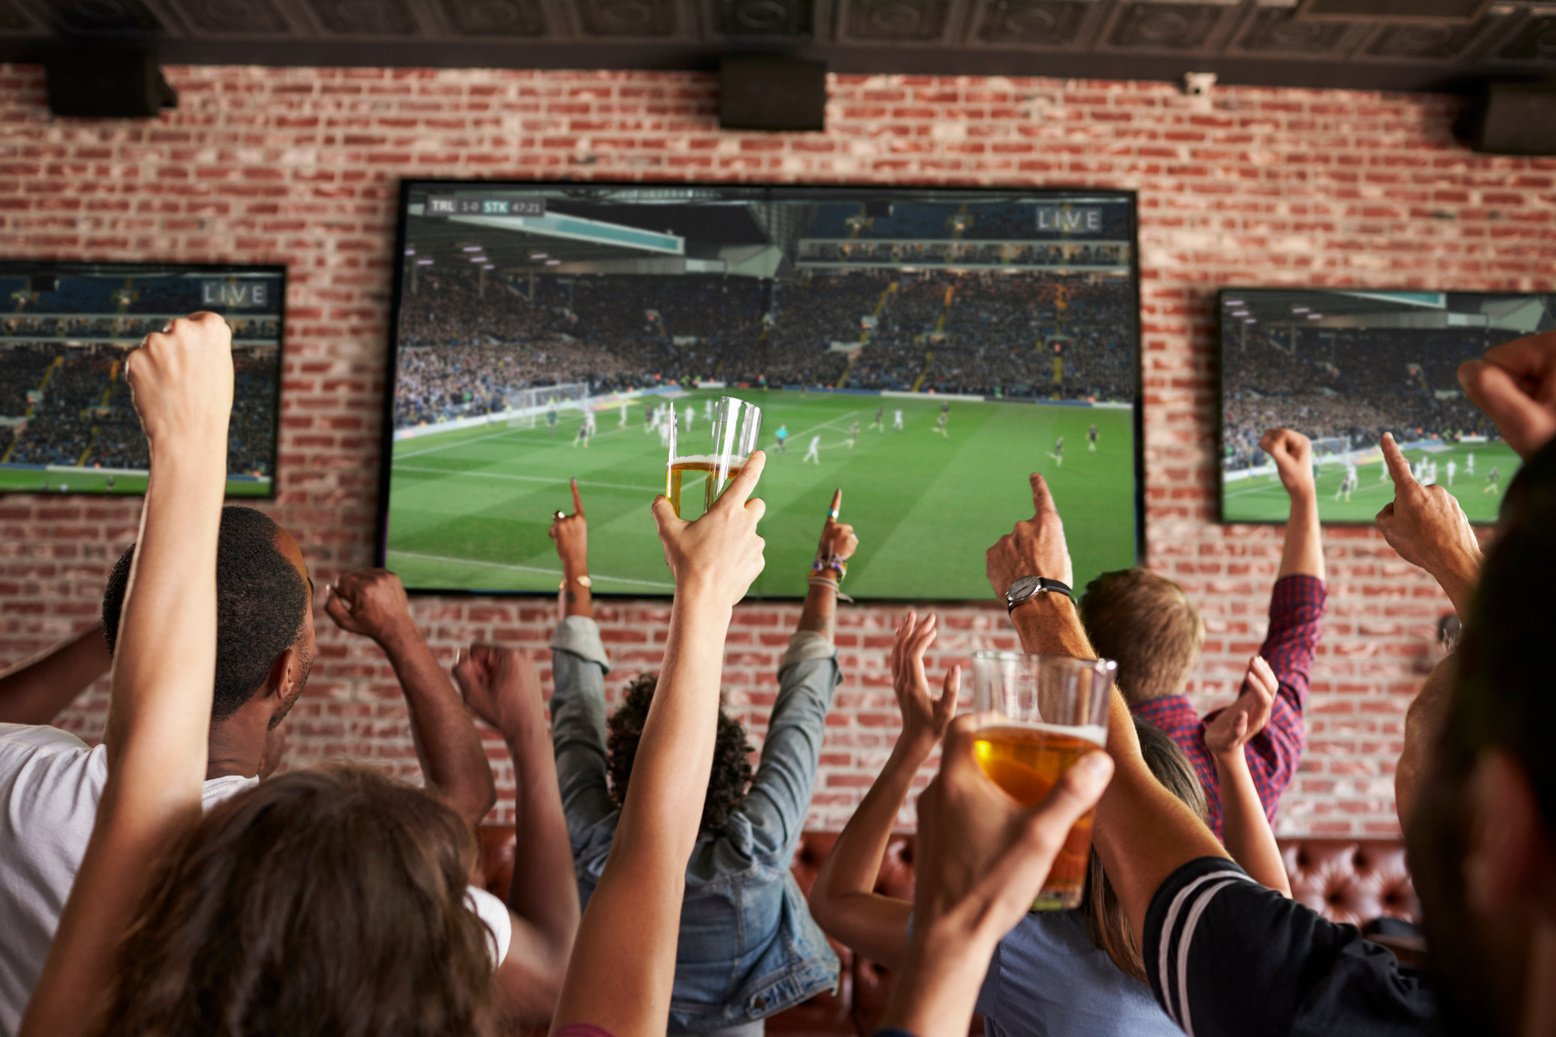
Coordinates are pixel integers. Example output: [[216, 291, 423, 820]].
[[560, 573, 592, 590]]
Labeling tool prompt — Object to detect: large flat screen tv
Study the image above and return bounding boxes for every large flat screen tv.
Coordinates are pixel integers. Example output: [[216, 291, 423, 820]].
[[380, 182, 1142, 600], [0, 261, 284, 497], [1219, 288, 1552, 525]]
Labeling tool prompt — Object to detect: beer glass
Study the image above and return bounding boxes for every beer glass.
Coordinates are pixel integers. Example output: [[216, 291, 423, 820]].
[[971, 650, 1116, 911], [666, 396, 761, 518]]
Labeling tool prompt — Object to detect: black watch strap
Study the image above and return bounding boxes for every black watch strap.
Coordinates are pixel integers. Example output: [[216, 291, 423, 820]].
[[1004, 575, 1075, 612]]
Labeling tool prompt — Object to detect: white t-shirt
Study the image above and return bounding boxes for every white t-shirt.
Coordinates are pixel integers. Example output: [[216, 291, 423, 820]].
[[0, 724, 511, 1036]]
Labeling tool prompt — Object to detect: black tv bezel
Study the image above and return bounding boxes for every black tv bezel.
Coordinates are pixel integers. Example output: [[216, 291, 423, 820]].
[[377, 178, 1146, 601], [0, 259, 287, 501], [1214, 285, 1540, 527]]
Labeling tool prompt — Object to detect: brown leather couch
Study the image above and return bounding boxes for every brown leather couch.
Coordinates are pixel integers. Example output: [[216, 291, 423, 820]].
[[477, 828, 1420, 1036]]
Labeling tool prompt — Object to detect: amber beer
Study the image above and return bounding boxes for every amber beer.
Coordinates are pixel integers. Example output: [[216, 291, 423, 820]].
[[973, 721, 1106, 911], [666, 455, 744, 518]]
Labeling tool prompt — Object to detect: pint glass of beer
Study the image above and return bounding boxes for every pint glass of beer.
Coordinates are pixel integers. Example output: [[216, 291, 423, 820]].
[[666, 396, 761, 518], [971, 650, 1116, 911]]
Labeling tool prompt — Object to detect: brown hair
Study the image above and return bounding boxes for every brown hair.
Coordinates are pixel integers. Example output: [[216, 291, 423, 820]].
[[1085, 719, 1209, 983], [1080, 567, 1205, 706], [98, 765, 495, 1037], [607, 672, 753, 835]]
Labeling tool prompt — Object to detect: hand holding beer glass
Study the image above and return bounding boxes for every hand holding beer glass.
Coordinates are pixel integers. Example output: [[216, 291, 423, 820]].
[[667, 396, 762, 519], [971, 650, 1115, 911]]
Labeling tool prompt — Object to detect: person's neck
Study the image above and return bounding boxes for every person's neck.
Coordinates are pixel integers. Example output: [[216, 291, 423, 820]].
[[205, 712, 265, 781]]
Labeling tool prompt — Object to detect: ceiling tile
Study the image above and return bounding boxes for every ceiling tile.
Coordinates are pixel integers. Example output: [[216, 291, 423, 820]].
[[971, 0, 1097, 49], [311, 0, 420, 36], [166, 0, 291, 34], [840, 0, 953, 44], [437, 0, 548, 36], [578, 0, 682, 37], [1231, 7, 1359, 56], [713, 0, 812, 37], [1490, 12, 1556, 63], [1104, 1, 1238, 54]]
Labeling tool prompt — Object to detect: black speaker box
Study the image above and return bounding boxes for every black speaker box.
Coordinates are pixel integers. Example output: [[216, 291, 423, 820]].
[[1459, 81, 1556, 156], [46, 44, 177, 119], [719, 55, 826, 132]]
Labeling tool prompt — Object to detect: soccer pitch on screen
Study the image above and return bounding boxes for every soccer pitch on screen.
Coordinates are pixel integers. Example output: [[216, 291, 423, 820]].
[[1222, 440, 1519, 525], [0, 468, 270, 497], [384, 390, 1137, 601]]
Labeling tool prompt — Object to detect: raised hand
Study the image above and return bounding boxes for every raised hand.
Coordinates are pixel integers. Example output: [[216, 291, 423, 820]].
[[1458, 330, 1556, 459], [453, 644, 544, 736], [1374, 433, 1481, 615], [889, 611, 958, 758], [324, 569, 414, 645], [1259, 428, 1315, 500], [985, 472, 1073, 598], [1204, 656, 1276, 757], [125, 311, 234, 448], [651, 449, 768, 609], [550, 478, 589, 571], [816, 488, 859, 568]]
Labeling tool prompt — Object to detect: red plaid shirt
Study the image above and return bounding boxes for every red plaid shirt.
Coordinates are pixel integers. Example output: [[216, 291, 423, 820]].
[[1130, 574, 1326, 840]]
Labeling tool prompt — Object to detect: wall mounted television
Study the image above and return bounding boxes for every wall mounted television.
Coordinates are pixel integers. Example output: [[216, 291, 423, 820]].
[[1219, 288, 1552, 525], [379, 181, 1142, 601], [0, 261, 284, 498]]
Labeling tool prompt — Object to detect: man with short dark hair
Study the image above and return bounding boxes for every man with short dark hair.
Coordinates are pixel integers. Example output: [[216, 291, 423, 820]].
[[1080, 428, 1326, 837], [544, 480, 854, 1035]]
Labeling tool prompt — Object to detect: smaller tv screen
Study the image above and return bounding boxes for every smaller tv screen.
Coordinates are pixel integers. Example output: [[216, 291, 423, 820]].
[[0, 262, 284, 497], [1219, 288, 1552, 524]]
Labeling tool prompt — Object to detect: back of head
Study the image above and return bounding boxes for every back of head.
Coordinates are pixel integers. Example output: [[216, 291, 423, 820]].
[[100, 765, 493, 1037], [102, 506, 309, 721], [1086, 719, 1208, 983], [607, 673, 753, 836], [1080, 568, 1204, 707]]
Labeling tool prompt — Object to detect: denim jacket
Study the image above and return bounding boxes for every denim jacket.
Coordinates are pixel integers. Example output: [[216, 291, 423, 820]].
[[549, 617, 842, 1032]]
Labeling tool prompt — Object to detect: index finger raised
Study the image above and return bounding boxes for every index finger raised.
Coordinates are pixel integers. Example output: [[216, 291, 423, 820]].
[[1029, 472, 1056, 517], [1380, 433, 1415, 487], [717, 449, 766, 508], [570, 478, 585, 517], [828, 487, 842, 519]]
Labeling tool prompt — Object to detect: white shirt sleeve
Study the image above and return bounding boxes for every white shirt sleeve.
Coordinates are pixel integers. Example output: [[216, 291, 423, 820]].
[[465, 885, 513, 971]]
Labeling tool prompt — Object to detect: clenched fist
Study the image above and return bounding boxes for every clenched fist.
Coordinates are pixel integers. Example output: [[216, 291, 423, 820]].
[[125, 312, 234, 448], [1259, 429, 1315, 500]]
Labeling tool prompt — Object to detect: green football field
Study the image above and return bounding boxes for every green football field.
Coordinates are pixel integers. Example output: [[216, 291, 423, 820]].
[[1222, 440, 1520, 525], [385, 390, 1139, 601], [0, 467, 269, 497]]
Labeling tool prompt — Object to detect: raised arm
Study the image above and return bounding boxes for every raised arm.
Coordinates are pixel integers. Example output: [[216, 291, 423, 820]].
[[1204, 657, 1293, 896], [545, 482, 614, 833], [454, 645, 580, 1028], [986, 473, 1228, 944], [0, 624, 110, 726], [881, 714, 1113, 1035], [1261, 429, 1324, 582], [325, 568, 496, 826], [21, 313, 233, 1037], [808, 610, 957, 968], [551, 451, 768, 1036], [1375, 432, 1483, 618], [744, 488, 856, 857]]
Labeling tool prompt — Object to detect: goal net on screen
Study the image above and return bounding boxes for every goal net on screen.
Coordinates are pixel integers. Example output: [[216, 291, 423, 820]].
[[1310, 436, 1351, 466], [505, 382, 591, 429]]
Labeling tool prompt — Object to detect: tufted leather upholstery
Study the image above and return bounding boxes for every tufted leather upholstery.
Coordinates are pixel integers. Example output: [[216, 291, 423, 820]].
[[477, 828, 1418, 1036]]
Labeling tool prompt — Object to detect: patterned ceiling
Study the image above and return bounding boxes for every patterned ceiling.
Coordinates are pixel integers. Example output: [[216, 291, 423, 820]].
[[2, 1, 1554, 92]]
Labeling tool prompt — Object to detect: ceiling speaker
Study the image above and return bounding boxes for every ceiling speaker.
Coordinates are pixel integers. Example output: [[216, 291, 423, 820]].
[[46, 44, 177, 119], [1458, 81, 1556, 156], [719, 55, 826, 132]]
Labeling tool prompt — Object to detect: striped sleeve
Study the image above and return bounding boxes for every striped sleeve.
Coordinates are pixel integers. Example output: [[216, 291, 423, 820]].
[[1143, 858, 1435, 1037]]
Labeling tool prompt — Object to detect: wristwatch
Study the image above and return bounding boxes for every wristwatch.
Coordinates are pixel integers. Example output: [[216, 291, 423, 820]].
[[560, 573, 593, 591], [1004, 575, 1074, 613]]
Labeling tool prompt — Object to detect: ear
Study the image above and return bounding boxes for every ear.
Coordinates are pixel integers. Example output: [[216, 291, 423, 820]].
[[265, 646, 300, 702], [1466, 750, 1556, 918]]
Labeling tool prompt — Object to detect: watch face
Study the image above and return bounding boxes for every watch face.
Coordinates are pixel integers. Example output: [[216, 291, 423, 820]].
[[577, 575, 592, 588]]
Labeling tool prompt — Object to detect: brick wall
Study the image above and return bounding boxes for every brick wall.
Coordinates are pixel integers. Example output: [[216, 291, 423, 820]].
[[2, 65, 1553, 837]]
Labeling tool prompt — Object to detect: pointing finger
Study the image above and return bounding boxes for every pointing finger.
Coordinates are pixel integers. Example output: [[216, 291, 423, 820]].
[[1029, 472, 1056, 517], [828, 487, 842, 521], [718, 449, 766, 509], [1380, 433, 1415, 487], [570, 478, 584, 517]]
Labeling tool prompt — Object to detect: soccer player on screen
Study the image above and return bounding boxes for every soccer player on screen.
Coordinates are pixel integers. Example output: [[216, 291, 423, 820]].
[[1484, 467, 1502, 494], [546, 403, 558, 435], [1335, 462, 1358, 502], [618, 399, 629, 428], [1447, 458, 1457, 486], [683, 406, 693, 434], [1467, 451, 1476, 475], [775, 424, 790, 453], [1088, 423, 1099, 452], [1051, 435, 1065, 468], [804, 435, 821, 464], [871, 406, 884, 432], [847, 420, 859, 451], [892, 409, 904, 431]]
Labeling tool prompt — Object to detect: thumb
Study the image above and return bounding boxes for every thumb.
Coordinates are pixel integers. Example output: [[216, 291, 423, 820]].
[[1024, 750, 1112, 840], [651, 494, 683, 536]]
